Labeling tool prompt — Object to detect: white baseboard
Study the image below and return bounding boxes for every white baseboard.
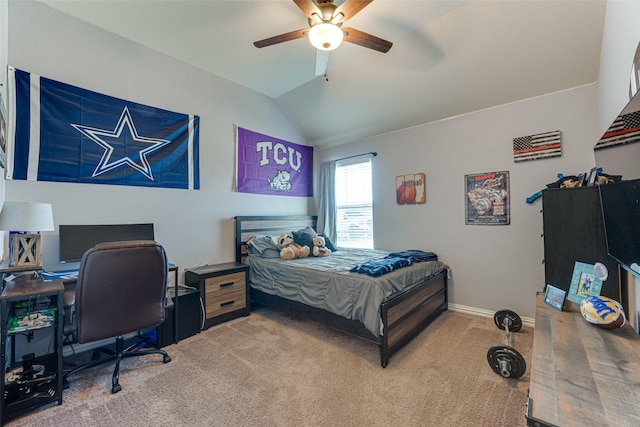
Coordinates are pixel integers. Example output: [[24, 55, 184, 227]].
[[448, 303, 535, 328]]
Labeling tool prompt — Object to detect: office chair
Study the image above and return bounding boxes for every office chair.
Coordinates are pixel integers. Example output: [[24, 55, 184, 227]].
[[63, 240, 171, 394]]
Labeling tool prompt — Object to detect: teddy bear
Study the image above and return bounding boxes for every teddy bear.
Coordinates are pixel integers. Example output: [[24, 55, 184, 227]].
[[312, 235, 331, 257], [276, 233, 310, 260]]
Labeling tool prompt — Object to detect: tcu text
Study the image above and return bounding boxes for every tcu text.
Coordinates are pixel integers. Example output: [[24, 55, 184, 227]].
[[256, 141, 302, 171]]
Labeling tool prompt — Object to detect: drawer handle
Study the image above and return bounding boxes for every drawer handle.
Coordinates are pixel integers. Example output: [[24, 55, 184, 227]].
[[219, 281, 234, 288], [220, 300, 235, 307]]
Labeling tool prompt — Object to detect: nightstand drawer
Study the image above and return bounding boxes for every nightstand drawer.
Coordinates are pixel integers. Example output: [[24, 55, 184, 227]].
[[206, 289, 246, 318], [204, 272, 246, 297]]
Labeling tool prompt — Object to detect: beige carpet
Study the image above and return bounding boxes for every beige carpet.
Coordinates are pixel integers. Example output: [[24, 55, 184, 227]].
[[8, 307, 533, 427]]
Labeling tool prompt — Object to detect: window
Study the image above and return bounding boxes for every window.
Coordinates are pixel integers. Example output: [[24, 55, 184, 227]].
[[335, 158, 373, 249]]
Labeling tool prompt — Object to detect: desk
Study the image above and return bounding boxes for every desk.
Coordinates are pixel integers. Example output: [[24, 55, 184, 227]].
[[0, 275, 64, 424], [527, 292, 640, 426]]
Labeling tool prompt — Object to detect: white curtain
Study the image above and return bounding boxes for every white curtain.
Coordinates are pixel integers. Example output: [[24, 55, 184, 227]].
[[317, 160, 337, 243]]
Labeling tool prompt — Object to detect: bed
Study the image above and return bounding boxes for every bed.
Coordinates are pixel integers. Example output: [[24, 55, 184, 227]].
[[235, 215, 449, 367]]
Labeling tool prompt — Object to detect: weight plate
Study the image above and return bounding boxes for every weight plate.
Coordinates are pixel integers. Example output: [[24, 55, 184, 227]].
[[493, 309, 522, 332], [487, 345, 527, 379]]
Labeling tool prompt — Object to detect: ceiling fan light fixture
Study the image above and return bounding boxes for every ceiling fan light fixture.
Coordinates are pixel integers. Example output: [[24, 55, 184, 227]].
[[308, 23, 343, 51]]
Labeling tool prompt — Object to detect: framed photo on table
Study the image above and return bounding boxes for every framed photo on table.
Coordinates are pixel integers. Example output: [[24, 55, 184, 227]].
[[567, 261, 602, 305], [544, 284, 566, 311]]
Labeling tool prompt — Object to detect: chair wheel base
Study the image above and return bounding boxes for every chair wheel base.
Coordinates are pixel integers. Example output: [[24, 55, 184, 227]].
[[163, 355, 171, 363], [111, 383, 122, 394]]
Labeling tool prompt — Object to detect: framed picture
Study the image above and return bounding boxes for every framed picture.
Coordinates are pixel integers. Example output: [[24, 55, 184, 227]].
[[587, 167, 599, 186], [544, 284, 567, 311], [567, 261, 603, 305], [464, 170, 510, 225], [0, 92, 6, 169], [396, 173, 426, 205]]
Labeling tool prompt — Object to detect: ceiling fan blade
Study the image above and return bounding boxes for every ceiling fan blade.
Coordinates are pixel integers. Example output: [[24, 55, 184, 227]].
[[254, 29, 308, 48], [293, 0, 321, 19], [334, 0, 373, 21], [342, 27, 393, 53], [315, 50, 330, 76]]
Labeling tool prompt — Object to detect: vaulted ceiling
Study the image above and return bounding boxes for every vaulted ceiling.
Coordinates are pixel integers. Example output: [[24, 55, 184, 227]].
[[38, 0, 606, 149]]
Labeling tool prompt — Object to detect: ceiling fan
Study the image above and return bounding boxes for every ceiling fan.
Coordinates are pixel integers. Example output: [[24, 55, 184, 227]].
[[253, 0, 393, 77]]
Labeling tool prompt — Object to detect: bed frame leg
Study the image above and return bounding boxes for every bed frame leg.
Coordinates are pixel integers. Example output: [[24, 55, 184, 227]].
[[380, 345, 389, 368]]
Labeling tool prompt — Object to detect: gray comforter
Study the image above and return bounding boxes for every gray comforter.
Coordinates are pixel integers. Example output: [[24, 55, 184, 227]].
[[247, 248, 449, 336]]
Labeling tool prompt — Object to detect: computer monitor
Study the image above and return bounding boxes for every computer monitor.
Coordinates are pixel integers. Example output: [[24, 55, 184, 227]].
[[59, 223, 155, 263], [598, 179, 640, 276]]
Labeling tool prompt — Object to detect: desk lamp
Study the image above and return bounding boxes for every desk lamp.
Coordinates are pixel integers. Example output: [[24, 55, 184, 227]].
[[0, 202, 54, 267]]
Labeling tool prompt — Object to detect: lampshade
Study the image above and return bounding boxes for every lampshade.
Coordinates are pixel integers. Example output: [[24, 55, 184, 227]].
[[308, 23, 344, 51], [0, 202, 55, 232]]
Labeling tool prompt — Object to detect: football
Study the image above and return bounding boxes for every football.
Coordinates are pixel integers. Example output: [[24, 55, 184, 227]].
[[579, 295, 626, 329]]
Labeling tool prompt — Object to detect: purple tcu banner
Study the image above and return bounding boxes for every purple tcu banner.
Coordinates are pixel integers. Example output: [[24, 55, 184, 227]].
[[236, 127, 313, 197]]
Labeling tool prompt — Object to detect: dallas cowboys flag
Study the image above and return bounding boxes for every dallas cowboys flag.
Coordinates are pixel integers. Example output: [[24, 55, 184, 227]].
[[7, 67, 199, 189]]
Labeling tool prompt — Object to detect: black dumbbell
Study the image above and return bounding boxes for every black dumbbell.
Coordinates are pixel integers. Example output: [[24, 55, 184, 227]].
[[487, 309, 526, 379]]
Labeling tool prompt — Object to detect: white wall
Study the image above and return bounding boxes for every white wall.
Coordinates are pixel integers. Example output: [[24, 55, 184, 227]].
[[598, 0, 640, 134], [318, 85, 599, 319], [595, 0, 640, 180], [6, 2, 311, 278]]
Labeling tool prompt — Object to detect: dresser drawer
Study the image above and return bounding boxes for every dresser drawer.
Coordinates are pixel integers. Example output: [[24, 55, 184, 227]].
[[204, 272, 246, 297], [206, 289, 246, 318]]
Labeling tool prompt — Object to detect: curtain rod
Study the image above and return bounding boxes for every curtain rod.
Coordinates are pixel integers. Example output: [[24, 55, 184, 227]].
[[335, 152, 377, 162]]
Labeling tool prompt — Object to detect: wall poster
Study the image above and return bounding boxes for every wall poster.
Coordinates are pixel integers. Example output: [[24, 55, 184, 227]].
[[396, 173, 425, 205], [465, 170, 510, 225]]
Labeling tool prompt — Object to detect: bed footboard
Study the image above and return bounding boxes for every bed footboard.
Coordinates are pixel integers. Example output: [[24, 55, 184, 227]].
[[380, 270, 448, 367]]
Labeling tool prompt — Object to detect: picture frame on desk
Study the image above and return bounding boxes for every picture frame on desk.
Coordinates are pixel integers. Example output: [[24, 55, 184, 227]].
[[567, 261, 602, 305], [544, 284, 566, 311], [586, 166, 599, 186]]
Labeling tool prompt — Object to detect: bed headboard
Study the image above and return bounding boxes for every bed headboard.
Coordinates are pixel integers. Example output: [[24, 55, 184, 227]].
[[235, 215, 318, 263]]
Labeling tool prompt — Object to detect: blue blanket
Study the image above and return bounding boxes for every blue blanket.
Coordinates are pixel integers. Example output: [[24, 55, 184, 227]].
[[386, 250, 438, 263], [350, 250, 438, 277]]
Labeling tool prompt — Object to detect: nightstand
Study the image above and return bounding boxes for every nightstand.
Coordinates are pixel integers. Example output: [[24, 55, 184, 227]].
[[185, 262, 249, 329]]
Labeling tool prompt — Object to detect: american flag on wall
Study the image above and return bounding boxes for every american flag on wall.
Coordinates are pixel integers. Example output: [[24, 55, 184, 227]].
[[512, 130, 562, 162], [594, 110, 640, 150]]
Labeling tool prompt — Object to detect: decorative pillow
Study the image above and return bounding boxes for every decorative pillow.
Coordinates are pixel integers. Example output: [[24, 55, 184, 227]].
[[292, 226, 317, 248], [319, 233, 337, 252], [246, 236, 281, 258]]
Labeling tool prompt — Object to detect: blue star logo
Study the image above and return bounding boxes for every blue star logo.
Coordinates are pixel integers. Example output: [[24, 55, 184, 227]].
[[71, 106, 171, 180]]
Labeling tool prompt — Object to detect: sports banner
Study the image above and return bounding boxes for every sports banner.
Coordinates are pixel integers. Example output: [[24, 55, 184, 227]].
[[235, 126, 313, 197], [7, 67, 199, 189]]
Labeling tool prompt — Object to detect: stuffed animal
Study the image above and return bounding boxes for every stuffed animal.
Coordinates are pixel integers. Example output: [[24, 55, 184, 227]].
[[312, 235, 331, 257], [276, 233, 310, 260]]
